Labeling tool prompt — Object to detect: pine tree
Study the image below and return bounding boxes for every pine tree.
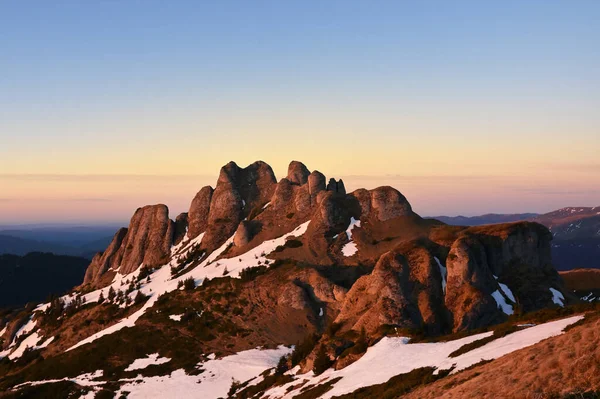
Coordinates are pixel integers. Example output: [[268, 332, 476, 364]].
[[134, 290, 147, 305], [107, 286, 116, 302], [98, 291, 105, 304], [275, 355, 289, 375]]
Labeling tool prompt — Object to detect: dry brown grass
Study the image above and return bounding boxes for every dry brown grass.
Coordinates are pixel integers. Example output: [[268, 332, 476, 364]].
[[560, 269, 600, 291], [402, 316, 600, 398]]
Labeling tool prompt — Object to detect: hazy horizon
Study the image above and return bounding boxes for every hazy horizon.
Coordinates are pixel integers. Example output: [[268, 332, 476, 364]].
[[1, 1, 599, 223]]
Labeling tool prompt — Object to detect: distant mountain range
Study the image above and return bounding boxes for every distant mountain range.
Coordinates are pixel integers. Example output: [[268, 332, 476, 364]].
[[0, 225, 121, 259], [429, 207, 600, 270], [430, 213, 539, 226]]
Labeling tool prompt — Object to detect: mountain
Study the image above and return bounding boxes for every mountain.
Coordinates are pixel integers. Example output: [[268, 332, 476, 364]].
[[429, 213, 538, 226], [0, 160, 585, 398], [0, 253, 89, 308]]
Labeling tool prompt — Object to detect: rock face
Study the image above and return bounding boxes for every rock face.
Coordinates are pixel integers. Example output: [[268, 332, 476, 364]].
[[444, 236, 504, 331], [202, 161, 276, 252], [83, 205, 174, 285], [83, 228, 128, 285], [335, 240, 448, 335], [287, 161, 310, 185], [335, 222, 564, 334], [187, 186, 213, 239], [370, 186, 413, 221]]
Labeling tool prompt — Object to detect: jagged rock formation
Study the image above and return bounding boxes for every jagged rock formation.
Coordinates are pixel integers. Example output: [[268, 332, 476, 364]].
[[83, 205, 174, 285], [81, 160, 567, 336], [187, 186, 213, 239]]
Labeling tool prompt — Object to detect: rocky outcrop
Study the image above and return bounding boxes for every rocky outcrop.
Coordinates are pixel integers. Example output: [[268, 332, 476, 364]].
[[83, 205, 174, 286], [233, 220, 261, 247], [327, 178, 346, 194], [335, 240, 448, 335], [287, 161, 310, 185], [118, 205, 175, 275], [444, 236, 504, 331], [80, 160, 566, 338], [308, 171, 326, 198], [202, 161, 276, 252], [83, 228, 128, 285], [370, 186, 413, 221], [187, 186, 213, 239]]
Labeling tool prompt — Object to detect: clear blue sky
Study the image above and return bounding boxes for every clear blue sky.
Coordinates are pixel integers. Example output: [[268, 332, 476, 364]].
[[0, 1, 599, 223]]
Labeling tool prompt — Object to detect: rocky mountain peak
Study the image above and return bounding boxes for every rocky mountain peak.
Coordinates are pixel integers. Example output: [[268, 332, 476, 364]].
[[287, 160, 310, 185]]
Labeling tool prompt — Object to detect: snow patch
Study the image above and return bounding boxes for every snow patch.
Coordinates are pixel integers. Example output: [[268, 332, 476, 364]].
[[15, 370, 105, 389], [550, 288, 565, 307], [341, 217, 361, 257], [125, 353, 171, 371], [116, 346, 291, 399], [434, 257, 446, 294], [498, 283, 516, 303], [169, 314, 183, 322], [491, 290, 514, 315]]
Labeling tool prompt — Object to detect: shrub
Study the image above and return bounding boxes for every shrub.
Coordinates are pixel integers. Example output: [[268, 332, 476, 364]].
[[239, 266, 268, 282]]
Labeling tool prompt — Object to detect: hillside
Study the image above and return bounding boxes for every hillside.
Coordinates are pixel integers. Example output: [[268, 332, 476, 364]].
[[0, 253, 89, 308], [0, 160, 576, 398]]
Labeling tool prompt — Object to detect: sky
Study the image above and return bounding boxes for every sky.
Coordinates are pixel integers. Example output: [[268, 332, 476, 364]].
[[0, 1, 599, 224]]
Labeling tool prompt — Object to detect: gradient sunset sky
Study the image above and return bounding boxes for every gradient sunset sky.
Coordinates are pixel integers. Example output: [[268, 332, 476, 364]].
[[1, 1, 599, 224]]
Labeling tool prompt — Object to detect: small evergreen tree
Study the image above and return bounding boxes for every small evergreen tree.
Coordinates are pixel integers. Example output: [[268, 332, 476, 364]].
[[134, 291, 147, 305], [107, 286, 116, 302], [98, 291, 105, 304], [275, 355, 289, 375], [183, 277, 196, 291], [313, 345, 332, 375]]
